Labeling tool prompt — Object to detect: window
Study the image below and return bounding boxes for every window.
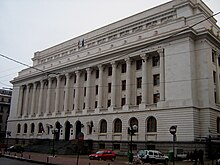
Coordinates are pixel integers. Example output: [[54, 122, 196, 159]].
[[153, 93, 160, 103], [121, 98, 126, 106], [113, 144, 120, 150], [122, 80, 126, 91], [73, 89, 75, 98], [99, 143, 105, 149], [84, 87, 86, 96], [114, 119, 122, 133], [38, 123, 44, 133], [152, 55, 160, 66], [100, 119, 107, 133], [108, 67, 112, 76], [17, 124, 21, 133], [95, 101, 98, 108], [96, 85, 98, 95], [96, 70, 99, 79], [137, 77, 142, 88], [74, 75, 76, 83], [217, 117, 220, 133], [83, 103, 85, 109], [108, 83, 111, 93], [147, 116, 157, 132], [107, 100, 111, 107], [136, 59, 142, 70], [31, 123, 35, 134], [84, 72, 87, 81], [136, 96, 142, 105], [24, 123, 28, 133], [213, 71, 216, 84], [212, 49, 216, 63], [0, 115, 2, 123], [153, 74, 160, 86], [121, 63, 126, 73], [0, 106, 3, 113]]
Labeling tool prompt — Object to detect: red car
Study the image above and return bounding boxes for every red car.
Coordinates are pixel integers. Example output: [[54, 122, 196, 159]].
[[89, 150, 116, 161]]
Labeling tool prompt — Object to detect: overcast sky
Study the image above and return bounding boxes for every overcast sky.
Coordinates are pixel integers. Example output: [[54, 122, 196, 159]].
[[0, 0, 219, 89]]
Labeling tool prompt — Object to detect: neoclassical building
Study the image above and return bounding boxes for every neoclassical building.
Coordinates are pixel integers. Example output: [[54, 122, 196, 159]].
[[7, 0, 220, 153]]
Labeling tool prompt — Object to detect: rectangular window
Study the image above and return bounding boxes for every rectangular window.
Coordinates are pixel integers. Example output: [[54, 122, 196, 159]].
[[136, 59, 142, 70], [152, 55, 160, 66], [96, 70, 99, 79], [137, 77, 142, 88], [108, 67, 112, 76], [215, 92, 217, 104], [96, 85, 98, 95], [212, 49, 216, 63], [153, 93, 160, 103], [108, 83, 111, 93], [136, 96, 142, 105], [113, 144, 120, 150], [72, 104, 74, 110], [0, 115, 2, 123], [84, 87, 86, 96], [74, 75, 76, 83], [213, 71, 216, 84], [0, 106, 3, 113], [121, 63, 126, 73], [107, 100, 111, 107], [122, 80, 126, 91], [95, 101, 98, 108], [153, 74, 160, 86], [83, 103, 85, 109], [84, 72, 87, 81], [73, 89, 75, 98], [121, 98, 126, 106]]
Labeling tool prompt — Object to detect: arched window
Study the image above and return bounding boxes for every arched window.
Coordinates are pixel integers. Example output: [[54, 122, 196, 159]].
[[38, 123, 44, 133], [100, 119, 107, 133], [24, 123, 28, 133], [31, 123, 35, 134], [17, 124, 21, 133], [217, 117, 220, 133], [147, 116, 157, 132], [129, 117, 138, 132], [114, 118, 122, 133]]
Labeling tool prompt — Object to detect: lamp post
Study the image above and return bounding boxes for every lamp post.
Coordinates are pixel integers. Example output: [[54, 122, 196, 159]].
[[169, 125, 177, 165], [52, 128, 58, 157], [128, 124, 138, 163]]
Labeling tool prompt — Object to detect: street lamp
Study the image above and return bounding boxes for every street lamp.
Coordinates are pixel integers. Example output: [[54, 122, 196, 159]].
[[51, 128, 58, 157], [128, 124, 138, 163]]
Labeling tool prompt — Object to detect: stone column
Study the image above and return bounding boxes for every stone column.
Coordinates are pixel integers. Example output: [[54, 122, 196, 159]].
[[23, 84, 30, 117], [37, 80, 44, 116], [111, 62, 117, 107], [141, 54, 148, 104], [45, 78, 52, 115], [85, 68, 92, 110], [158, 49, 165, 101], [74, 71, 80, 111], [215, 53, 220, 104], [64, 73, 71, 113], [125, 58, 131, 105], [98, 65, 104, 108], [55, 75, 61, 114], [17, 86, 24, 117], [30, 82, 37, 116]]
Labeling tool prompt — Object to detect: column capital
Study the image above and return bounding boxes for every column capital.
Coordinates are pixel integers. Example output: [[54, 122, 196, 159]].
[[111, 61, 117, 68], [157, 49, 164, 57], [75, 70, 81, 76], [86, 67, 92, 73], [140, 54, 150, 62], [65, 72, 71, 79], [98, 64, 104, 70], [125, 57, 131, 63]]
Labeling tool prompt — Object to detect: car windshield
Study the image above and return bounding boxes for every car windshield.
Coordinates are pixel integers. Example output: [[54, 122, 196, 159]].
[[96, 151, 104, 154]]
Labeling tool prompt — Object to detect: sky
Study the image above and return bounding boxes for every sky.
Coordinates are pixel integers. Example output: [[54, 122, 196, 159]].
[[0, 0, 220, 89]]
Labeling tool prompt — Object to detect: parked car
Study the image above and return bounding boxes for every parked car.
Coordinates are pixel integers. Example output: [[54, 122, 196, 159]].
[[89, 150, 116, 161], [7, 145, 24, 153], [137, 150, 169, 165]]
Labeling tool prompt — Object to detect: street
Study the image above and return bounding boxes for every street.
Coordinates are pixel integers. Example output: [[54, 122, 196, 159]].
[[0, 157, 40, 165]]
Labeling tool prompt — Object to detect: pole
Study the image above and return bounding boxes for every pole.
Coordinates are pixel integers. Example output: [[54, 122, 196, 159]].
[[173, 135, 175, 165], [52, 132, 55, 157], [130, 133, 133, 154]]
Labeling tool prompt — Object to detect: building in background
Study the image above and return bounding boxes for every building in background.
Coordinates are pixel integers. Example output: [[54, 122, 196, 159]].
[[0, 88, 12, 141], [7, 0, 220, 154]]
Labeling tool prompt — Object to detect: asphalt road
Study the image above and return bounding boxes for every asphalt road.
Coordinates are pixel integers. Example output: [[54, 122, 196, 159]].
[[0, 157, 40, 165]]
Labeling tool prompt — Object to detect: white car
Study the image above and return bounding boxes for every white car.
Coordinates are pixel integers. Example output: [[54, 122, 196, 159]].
[[137, 150, 169, 165]]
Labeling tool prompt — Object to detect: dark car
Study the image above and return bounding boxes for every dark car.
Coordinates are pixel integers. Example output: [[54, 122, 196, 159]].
[[89, 150, 116, 161], [7, 145, 24, 153]]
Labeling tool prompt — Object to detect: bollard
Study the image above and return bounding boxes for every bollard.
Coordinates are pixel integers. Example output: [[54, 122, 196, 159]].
[[21, 153, 23, 157], [14, 153, 16, 157], [47, 156, 49, 163], [108, 163, 110, 165], [89, 163, 90, 165], [29, 155, 31, 159]]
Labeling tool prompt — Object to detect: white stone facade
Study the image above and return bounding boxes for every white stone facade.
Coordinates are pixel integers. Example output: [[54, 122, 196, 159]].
[[7, 0, 220, 149]]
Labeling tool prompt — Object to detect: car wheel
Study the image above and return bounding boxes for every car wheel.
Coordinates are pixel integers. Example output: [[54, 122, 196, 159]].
[[98, 157, 102, 161], [151, 159, 155, 164], [89, 157, 93, 160], [111, 157, 115, 161], [164, 159, 168, 165]]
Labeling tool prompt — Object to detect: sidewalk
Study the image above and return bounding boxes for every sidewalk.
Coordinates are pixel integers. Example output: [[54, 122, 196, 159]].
[[1, 151, 218, 165]]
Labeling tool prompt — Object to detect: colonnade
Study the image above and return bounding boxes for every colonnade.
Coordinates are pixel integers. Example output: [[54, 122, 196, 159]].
[[17, 50, 165, 118]]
